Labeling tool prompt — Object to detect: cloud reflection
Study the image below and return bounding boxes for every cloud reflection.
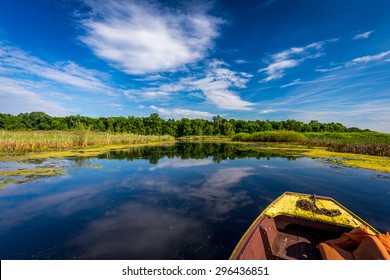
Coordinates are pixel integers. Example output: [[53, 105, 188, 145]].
[[119, 166, 255, 221], [67, 203, 212, 259], [149, 158, 213, 171]]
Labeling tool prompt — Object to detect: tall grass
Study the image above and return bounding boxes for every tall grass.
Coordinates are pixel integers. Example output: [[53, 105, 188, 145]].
[[303, 132, 390, 145], [232, 131, 390, 157], [0, 130, 175, 153], [233, 131, 307, 142], [303, 132, 390, 156]]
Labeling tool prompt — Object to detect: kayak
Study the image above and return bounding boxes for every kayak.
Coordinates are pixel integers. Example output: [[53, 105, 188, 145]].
[[230, 192, 379, 260]]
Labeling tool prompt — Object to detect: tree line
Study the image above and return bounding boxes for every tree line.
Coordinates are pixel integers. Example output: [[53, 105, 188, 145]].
[[0, 112, 370, 137]]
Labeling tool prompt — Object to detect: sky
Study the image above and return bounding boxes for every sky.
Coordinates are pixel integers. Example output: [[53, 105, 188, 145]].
[[0, 0, 389, 132]]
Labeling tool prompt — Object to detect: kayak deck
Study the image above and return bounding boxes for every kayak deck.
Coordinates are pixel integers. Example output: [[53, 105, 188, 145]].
[[263, 192, 378, 234]]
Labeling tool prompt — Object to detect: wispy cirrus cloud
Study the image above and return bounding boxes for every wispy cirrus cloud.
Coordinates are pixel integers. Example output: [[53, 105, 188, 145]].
[[80, 0, 222, 74], [316, 66, 342, 72], [259, 41, 330, 82], [352, 30, 374, 40], [265, 66, 390, 132], [280, 79, 303, 88], [150, 105, 214, 119], [234, 59, 249, 64], [0, 41, 116, 95], [0, 77, 73, 116], [256, 0, 278, 9], [347, 50, 390, 65], [316, 50, 390, 73], [123, 89, 171, 102]]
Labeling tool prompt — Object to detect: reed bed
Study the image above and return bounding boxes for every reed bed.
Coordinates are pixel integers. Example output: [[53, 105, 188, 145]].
[[232, 131, 307, 143], [321, 143, 389, 157], [0, 130, 175, 153], [303, 132, 390, 156], [232, 131, 390, 157], [303, 132, 390, 145]]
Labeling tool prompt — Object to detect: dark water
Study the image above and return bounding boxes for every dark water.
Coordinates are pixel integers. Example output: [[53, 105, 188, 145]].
[[0, 143, 389, 259]]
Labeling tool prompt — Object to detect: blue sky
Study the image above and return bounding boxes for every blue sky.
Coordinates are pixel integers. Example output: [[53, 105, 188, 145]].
[[0, 0, 389, 132]]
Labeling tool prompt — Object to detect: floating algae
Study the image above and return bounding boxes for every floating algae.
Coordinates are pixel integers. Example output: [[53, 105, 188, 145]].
[[0, 167, 65, 177], [0, 166, 66, 188]]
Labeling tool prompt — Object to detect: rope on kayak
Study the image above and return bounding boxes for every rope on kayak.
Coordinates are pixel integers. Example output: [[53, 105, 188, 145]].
[[296, 194, 342, 217]]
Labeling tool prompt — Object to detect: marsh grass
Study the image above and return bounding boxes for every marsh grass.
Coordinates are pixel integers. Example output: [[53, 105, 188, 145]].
[[232, 131, 390, 157], [303, 132, 390, 157], [303, 132, 390, 145], [233, 131, 307, 142], [0, 130, 175, 154]]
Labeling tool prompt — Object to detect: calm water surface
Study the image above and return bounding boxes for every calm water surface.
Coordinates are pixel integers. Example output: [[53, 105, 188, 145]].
[[0, 143, 389, 259]]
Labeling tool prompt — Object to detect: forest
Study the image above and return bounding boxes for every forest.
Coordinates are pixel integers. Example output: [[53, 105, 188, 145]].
[[0, 112, 371, 137]]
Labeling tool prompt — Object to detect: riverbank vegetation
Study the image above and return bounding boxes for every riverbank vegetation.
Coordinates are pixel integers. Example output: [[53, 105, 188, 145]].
[[0, 141, 389, 190], [0, 112, 372, 136], [0, 112, 389, 175], [0, 130, 175, 154], [2, 112, 389, 155], [232, 131, 390, 157]]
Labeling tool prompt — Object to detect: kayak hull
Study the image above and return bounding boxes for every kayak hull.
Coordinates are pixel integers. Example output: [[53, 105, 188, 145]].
[[230, 192, 379, 260]]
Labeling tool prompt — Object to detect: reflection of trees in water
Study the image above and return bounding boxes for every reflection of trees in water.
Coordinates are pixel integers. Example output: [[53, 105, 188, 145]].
[[94, 143, 300, 164], [69, 157, 92, 173]]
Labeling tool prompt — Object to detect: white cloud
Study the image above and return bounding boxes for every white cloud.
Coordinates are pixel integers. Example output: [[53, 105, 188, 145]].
[[347, 50, 390, 65], [0, 77, 73, 116], [189, 61, 255, 110], [352, 30, 374, 40], [123, 89, 170, 101], [133, 74, 165, 82], [259, 40, 327, 82], [315, 66, 342, 72], [80, 0, 221, 74], [263, 67, 390, 133], [150, 105, 214, 119], [123, 60, 255, 110], [149, 158, 213, 171], [260, 110, 275, 114], [259, 59, 299, 82], [318, 50, 390, 72], [280, 79, 303, 88], [0, 42, 115, 95], [235, 59, 249, 64]]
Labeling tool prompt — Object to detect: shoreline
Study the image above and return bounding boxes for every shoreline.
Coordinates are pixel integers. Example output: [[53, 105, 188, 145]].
[[1, 140, 389, 190], [236, 142, 390, 174]]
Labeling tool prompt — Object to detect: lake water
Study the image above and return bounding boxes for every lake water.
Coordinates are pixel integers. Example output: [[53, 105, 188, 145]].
[[0, 143, 389, 259]]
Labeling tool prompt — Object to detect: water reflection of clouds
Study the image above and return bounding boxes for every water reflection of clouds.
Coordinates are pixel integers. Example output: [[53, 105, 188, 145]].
[[149, 158, 213, 171], [0, 180, 116, 232], [2, 148, 389, 259], [68, 203, 211, 259], [191, 168, 255, 218], [119, 166, 256, 221]]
